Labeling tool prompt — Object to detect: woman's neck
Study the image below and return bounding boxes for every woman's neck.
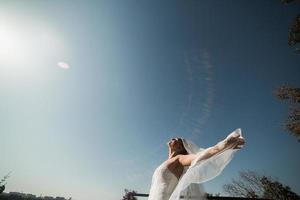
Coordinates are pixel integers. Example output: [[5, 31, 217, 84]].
[[168, 149, 182, 159]]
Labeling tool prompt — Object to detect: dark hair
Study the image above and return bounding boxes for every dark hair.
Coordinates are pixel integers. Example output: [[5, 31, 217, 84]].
[[178, 138, 189, 155]]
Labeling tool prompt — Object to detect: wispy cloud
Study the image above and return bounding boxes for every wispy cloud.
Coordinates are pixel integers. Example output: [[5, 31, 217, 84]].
[[123, 49, 216, 187], [177, 49, 215, 141]]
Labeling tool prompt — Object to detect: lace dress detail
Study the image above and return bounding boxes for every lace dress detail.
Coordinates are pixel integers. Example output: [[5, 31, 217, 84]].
[[148, 161, 179, 200]]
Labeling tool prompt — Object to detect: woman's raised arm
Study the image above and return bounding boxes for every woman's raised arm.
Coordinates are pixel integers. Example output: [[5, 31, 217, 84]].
[[177, 132, 245, 166]]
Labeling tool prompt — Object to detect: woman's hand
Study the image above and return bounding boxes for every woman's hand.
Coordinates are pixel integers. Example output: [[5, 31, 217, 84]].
[[176, 130, 245, 167], [224, 132, 245, 150]]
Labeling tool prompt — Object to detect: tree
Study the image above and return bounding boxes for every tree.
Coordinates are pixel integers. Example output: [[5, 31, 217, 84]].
[[276, 1, 300, 142], [122, 189, 137, 200], [282, 0, 300, 53], [0, 172, 11, 194], [274, 85, 300, 141], [261, 176, 300, 200], [223, 170, 300, 199], [0, 185, 4, 194], [281, 0, 297, 4], [288, 15, 300, 53], [223, 170, 264, 198]]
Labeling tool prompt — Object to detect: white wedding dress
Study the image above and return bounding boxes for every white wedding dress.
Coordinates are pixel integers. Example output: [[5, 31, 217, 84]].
[[148, 128, 244, 200], [148, 160, 179, 200]]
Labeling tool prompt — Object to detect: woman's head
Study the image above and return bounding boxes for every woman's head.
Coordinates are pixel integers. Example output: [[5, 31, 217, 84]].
[[167, 137, 188, 155]]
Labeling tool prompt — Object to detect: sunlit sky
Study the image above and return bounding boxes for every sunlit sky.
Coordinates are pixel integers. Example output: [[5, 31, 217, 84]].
[[1, 1, 300, 200]]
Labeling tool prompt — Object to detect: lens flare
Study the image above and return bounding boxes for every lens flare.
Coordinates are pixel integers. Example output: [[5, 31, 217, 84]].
[[57, 62, 70, 69]]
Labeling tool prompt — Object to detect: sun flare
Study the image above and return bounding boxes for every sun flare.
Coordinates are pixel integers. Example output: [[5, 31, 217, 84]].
[[0, 25, 28, 66], [0, 16, 68, 78]]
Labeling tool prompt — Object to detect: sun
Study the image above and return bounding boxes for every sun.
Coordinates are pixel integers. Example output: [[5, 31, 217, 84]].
[[0, 19, 68, 74], [0, 24, 28, 67], [0, 29, 18, 54]]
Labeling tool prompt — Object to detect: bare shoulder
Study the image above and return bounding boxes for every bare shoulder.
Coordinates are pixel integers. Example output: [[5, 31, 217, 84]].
[[165, 155, 185, 171], [177, 154, 197, 166], [165, 155, 181, 167], [165, 156, 185, 179]]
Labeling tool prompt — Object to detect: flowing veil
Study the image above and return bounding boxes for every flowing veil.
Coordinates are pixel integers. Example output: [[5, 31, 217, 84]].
[[168, 128, 243, 200]]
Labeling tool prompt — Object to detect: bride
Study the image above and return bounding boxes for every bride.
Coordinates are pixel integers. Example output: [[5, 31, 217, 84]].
[[148, 128, 245, 200]]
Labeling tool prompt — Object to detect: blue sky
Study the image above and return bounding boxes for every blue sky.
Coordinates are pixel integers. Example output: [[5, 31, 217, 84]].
[[1, 1, 300, 200]]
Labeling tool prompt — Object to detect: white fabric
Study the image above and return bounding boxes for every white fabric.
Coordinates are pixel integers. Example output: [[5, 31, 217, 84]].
[[148, 128, 243, 200], [148, 161, 179, 200]]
